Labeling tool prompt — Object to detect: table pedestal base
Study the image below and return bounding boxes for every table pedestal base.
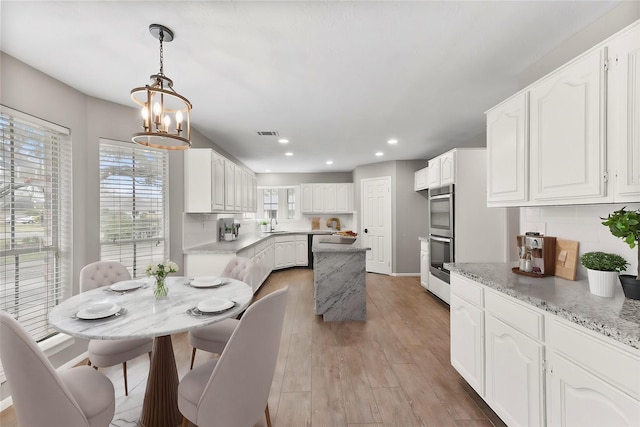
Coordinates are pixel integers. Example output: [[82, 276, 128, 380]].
[[139, 335, 183, 427]]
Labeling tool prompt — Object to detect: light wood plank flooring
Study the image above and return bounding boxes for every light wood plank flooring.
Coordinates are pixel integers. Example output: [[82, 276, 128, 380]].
[[1, 269, 505, 427]]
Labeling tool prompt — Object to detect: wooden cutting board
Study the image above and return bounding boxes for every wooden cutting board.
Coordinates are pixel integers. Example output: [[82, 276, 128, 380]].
[[555, 239, 580, 280]]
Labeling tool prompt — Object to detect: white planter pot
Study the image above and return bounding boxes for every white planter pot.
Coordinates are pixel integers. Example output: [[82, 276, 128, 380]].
[[586, 269, 620, 297], [261, 224, 269, 232]]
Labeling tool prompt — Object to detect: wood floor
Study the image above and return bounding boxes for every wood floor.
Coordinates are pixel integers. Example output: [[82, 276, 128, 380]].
[[1, 269, 506, 427]]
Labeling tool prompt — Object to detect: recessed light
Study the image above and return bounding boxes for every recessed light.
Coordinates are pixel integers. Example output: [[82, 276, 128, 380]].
[[278, 139, 289, 144], [285, 152, 293, 156], [375, 151, 384, 156], [326, 160, 333, 165], [388, 139, 398, 144], [266, 169, 271, 172]]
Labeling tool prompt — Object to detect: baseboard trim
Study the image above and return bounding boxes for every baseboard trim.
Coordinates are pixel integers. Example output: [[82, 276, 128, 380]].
[[390, 273, 420, 277]]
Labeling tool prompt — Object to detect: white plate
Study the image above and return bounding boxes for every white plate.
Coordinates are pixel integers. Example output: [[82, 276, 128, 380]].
[[77, 302, 121, 320], [191, 277, 223, 288], [197, 297, 234, 313], [110, 280, 146, 292]]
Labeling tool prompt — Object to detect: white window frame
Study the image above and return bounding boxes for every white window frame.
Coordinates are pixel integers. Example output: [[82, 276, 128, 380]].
[[98, 138, 170, 278]]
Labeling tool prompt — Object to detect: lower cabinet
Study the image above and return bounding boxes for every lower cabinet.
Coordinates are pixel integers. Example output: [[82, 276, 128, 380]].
[[274, 234, 309, 269], [485, 314, 544, 427], [450, 272, 640, 427], [295, 235, 308, 266], [420, 240, 429, 290]]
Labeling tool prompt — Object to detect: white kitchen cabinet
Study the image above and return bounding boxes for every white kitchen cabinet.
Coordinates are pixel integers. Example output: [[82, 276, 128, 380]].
[[224, 160, 235, 211], [295, 235, 308, 266], [612, 24, 640, 201], [427, 157, 441, 188], [529, 48, 607, 204], [486, 92, 529, 206], [274, 235, 296, 269], [419, 240, 429, 290], [546, 317, 640, 427], [211, 152, 226, 211], [440, 150, 456, 186], [414, 166, 429, 191], [450, 294, 484, 396], [485, 313, 544, 427], [300, 183, 354, 213], [234, 165, 243, 211]]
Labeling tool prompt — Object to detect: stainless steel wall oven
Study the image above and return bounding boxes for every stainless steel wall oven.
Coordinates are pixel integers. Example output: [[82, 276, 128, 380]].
[[429, 184, 454, 284]]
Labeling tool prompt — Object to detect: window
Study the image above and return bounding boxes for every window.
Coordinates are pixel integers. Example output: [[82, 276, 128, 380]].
[[0, 106, 72, 342], [257, 187, 298, 220], [99, 139, 169, 278]]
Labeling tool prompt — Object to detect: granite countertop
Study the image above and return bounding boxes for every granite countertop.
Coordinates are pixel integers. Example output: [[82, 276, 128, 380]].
[[447, 262, 640, 350], [312, 235, 371, 253], [185, 230, 333, 254]]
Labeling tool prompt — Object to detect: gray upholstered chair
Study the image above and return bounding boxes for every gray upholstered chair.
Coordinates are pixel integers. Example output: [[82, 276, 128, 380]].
[[80, 260, 153, 396], [0, 310, 115, 427], [179, 286, 288, 427], [188, 256, 255, 369]]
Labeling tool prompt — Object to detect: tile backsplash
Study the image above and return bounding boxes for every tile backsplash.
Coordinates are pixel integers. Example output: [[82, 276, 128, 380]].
[[520, 203, 640, 280]]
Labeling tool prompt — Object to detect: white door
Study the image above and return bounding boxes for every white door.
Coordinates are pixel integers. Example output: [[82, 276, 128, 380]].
[[361, 177, 392, 274]]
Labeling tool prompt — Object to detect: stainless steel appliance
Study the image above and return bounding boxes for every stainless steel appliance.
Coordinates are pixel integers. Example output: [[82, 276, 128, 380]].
[[429, 234, 454, 283], [428, 184, 454, 238]]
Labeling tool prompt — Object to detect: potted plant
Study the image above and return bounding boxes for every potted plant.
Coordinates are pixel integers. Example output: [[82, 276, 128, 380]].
[[601, 207, 640, 299], [580, 252, 628, 297], [259, 220, 269, 232]]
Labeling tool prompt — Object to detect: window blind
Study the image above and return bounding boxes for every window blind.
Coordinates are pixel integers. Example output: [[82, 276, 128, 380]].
[[0, 106, 73, 342], [99, 139, 169, 278]]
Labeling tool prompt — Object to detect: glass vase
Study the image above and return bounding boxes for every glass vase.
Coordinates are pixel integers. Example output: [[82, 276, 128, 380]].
[[154, 277, 168, 299]]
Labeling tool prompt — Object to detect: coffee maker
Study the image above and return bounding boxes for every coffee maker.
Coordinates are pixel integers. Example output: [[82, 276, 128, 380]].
[[516, 233, 556, 276], [218, 218, 240, 241]]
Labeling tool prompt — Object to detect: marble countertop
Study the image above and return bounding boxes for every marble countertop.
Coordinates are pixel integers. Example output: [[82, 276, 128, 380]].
[[312, 235, 371, 253], [184, 230, 333, 254], [447, 262, 640, 350]]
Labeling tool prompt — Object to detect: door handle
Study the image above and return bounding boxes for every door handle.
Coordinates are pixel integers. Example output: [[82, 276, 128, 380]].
[[364, 228, 368, 233]]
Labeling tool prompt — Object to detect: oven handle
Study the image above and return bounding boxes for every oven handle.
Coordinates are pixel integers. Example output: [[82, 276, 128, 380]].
[[429, 194, 452, 201], [430, 235, 452, 243]]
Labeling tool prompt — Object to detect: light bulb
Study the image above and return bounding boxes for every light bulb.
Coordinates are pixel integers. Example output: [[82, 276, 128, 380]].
[[141, 106, 149, 119], [176, 110, 183, 123], [163, 115, 171, 131], [153, 102, 162, 115]]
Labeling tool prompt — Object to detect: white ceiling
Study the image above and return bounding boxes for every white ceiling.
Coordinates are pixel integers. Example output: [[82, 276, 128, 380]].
[[1, 1, 622, 173]]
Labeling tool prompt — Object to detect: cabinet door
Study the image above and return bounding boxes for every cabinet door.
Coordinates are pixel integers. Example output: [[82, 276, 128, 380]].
[[211, 152, 225, 211], [224, 160, 235, 211], [336, 183, 352, 212], [415, 167, 428, 191], [301, 184, 313, 213], [547, 351, 640, 427], [323, 184, 337, 212], [234, 166, 243, 211], [529, 49, 607, 203], [274, 242, 287, 269], [486, 93, 529, 205], [427, 158, 441, 188], [420, 250, 429, 289], [612, 25, 640, 201], [485, 314, 544, 427], [440, 151, 456, 186], [296, 238, 308, 266], [250, 174, 257, 212], [312, 184, 324, 212], [184, 149, 213, 212], [450, 295, 484, 396]]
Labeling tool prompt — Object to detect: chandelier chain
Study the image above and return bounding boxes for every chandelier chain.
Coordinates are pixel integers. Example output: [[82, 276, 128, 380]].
[[158, 29, 164, 76]]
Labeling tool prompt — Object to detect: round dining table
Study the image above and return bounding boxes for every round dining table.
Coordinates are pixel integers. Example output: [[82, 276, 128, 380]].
[[49, 275, 253, 427]]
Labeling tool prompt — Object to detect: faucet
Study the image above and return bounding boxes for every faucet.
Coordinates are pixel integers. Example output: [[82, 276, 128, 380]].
[[270, 217, 278, 232]]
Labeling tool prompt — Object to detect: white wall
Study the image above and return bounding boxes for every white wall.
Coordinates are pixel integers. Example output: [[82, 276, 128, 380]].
[[521, 203, 640, 280]]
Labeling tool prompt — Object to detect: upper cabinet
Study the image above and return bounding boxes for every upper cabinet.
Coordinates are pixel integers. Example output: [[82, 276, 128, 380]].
[[427, 150, 457, 190], [414, 166, 429, 191], [300, 183, 354, 213], [184, 148, 256, 213], [529, 48, 607, 203], [486, 20, 640, 207], [486, 92, 528, 206]]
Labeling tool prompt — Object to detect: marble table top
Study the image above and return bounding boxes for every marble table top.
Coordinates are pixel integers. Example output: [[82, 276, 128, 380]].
[[49, 276, 252, 340], [447, 262, 640, 350]]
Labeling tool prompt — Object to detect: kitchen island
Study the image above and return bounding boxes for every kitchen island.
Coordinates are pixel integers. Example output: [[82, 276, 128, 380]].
[[312, 235, 370, 321]]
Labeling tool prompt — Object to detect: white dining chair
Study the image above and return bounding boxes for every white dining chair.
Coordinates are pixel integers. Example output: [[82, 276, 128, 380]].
[[0, 310, 116, 427], [80, 260, 153, 396], [178, 286, 288, 427], [188, 256, 255, 369]]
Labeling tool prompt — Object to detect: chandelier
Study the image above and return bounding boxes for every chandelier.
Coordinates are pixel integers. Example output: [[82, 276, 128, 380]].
[[131, 24, 192, 150]]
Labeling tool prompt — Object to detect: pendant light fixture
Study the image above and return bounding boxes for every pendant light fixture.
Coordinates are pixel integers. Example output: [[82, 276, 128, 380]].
[[131, 24, 192, 150]]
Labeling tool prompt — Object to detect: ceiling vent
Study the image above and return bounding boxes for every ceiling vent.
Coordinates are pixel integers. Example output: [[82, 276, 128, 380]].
[[257, 131, 279, 136]]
